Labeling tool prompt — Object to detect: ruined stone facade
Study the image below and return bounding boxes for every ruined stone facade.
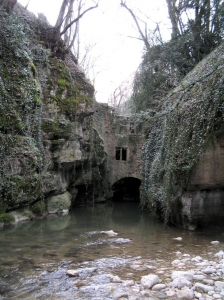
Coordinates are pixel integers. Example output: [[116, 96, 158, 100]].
[[93, 103, 144, 186]]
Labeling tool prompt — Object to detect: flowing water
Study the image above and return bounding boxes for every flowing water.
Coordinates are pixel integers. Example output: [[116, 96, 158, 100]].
[[0, 202, 224, 299]]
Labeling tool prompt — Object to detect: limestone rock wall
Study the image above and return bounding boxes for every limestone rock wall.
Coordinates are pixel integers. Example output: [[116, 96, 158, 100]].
[[0, 3, 109, 223]]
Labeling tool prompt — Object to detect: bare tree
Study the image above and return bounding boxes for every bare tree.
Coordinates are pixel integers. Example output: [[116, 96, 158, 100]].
[[120, 0, 150, 51], [55, 0, 99, 43]]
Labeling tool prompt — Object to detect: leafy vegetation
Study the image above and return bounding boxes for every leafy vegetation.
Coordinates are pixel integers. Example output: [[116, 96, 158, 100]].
[[138, 43, 224, 223], [130, 0, 224, 113]]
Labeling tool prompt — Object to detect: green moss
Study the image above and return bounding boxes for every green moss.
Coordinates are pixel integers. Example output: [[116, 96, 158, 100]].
[[30, 62, 37, 77], [3, 65, 9, 77], [49, 58, 93, 114], [31, 202, 45, 216], [0, 213, 15, 224], [41, 119, 72, 137], [57, 78, 70, 90], [0, 110, 24, 132], [51, 139, 66, 146]]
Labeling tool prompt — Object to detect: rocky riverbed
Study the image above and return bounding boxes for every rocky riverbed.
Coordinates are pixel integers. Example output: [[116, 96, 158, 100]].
[[2, 232, 224, 300]]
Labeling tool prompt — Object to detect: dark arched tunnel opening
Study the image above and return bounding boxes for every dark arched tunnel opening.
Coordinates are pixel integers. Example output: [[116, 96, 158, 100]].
[[112, 177, 141, 202]]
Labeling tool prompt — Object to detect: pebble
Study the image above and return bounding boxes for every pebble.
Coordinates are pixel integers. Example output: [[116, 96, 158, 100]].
[[152, 283, 167, 290], [202, 267, 216, 274], [141, 274, 159, 289], [173, 237, 183, 241], [102, 230, 118, 237], [12, 239, 224, 300], [166, 290, 176, 297], [211, 241, 220, 245], [176, 288, 194, 299]]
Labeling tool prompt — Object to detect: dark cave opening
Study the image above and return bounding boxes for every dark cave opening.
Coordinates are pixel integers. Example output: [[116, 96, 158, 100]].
[[112, 177, 141, 202], [72, 184, 94, 206]]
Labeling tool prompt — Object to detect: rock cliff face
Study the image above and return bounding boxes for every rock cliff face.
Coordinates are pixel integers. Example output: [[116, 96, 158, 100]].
[[140, 43, 224, 229], [0, 3, 110, 223]]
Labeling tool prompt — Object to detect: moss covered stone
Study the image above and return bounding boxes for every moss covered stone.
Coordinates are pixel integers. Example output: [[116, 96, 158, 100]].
[[41, 118, 72, 139], [47, 191, 72, 214]]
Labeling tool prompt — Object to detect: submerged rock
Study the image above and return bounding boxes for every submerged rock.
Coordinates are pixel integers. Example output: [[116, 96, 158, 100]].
[[102, 230, 118, 237]]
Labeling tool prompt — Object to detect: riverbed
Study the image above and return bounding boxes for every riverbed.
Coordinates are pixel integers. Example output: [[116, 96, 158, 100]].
[[0, 202, 224, 299]]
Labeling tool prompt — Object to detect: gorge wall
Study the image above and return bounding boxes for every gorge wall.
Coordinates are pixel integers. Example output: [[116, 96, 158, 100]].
[[0, 3, 110, 224]]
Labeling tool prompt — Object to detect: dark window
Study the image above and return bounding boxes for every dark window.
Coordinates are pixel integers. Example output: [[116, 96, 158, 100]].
[[116, 147, 127, 161], [122, 148, 127, 160], [130, 123, 135, 133], [116, 147, 121, 160]]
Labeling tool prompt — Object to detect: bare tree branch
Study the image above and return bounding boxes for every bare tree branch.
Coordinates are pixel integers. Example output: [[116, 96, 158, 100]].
[[120, 1, 150, 51], [60, 3, 98, 36]]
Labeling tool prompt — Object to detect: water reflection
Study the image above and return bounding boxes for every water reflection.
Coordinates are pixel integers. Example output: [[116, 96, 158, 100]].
[[0, 201, 224, 295]]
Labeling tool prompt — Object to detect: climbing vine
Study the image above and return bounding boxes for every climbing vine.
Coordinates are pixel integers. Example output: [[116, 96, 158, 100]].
[[139, 44, 224, 223]]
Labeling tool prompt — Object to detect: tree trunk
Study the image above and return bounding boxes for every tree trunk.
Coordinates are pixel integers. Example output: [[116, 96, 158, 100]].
[[166, 0, 180, 39]]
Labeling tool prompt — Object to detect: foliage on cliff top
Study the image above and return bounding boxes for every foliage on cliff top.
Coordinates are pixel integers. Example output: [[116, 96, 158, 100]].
[[138, 43, 224, 222], [129, 0, 224, 113]]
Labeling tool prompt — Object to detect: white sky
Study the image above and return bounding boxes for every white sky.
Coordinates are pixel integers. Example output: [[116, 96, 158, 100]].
[[18, 0, 171, 103]]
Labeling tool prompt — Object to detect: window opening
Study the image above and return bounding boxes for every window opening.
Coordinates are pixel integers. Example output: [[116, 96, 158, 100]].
[[115, 147, 127, 161], [130, 123, 135, 133], [122, 148, 127, 160], [116, 147, 121, 160]]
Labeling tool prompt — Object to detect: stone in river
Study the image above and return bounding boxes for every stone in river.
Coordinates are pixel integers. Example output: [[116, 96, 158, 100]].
[[102, 230, 118, 237], [141, 274, 159, 289], [176, 288, 194, 299]]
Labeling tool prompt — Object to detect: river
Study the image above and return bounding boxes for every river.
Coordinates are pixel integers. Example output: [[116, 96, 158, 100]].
[[0, 202, 224, 299]]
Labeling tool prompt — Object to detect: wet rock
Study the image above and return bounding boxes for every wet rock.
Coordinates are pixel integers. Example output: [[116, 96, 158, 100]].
[[170, 277, 192, 288], [176, 288, 194, 299], [194, 291, 202, 298], [215, 251, 224, 259], [122, 280, 135, 287], [172, 259, 181, 266], [108, 238, 131, 244], [196, 261, 209, 267], [140, 274, 159, 289], [194, 282, 214, 292], [102, 230, 118, 237], [152, 283, 167, 291], [47, 192, 72, 214], [202, 279, 214, 285], [173, 237, 183, 241], [166, 289, 176, 297], [171, 270, 194, 281], [202, 267, 216, 274], [211, 241, 219, 245], [214, 281, 224, 290], [193, 274, 206, 281], [191, 256, 203, 262], [66, 267, 97, 277]]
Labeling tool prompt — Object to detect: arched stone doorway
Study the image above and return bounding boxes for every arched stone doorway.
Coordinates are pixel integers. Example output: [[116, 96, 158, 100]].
[[112, 177, 141, 202]]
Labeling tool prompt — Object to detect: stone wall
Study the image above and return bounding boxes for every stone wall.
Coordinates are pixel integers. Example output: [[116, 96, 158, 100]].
[[179, 133, 224, 228], [93, 102, 144, 186]]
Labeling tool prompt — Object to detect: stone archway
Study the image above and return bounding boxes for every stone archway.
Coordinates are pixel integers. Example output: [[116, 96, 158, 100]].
[[111, 177, 141, 202]]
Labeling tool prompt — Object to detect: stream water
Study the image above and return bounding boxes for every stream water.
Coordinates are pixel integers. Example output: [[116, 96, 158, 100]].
[[0, 202, 224, 299]]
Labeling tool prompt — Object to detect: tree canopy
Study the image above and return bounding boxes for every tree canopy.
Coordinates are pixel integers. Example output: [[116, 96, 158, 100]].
[[127, 0, 224, 113]]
